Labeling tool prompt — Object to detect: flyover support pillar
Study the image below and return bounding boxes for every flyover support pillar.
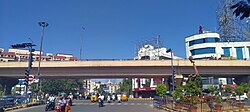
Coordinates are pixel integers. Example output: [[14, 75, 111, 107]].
[[0, 77, 19, 95]]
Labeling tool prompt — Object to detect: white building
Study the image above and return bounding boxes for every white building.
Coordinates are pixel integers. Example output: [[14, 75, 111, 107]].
[[0, 48, 4, 53], [134, 44, 182, 60], [132, 44, 182, 98], [185, 32, 250, 60]]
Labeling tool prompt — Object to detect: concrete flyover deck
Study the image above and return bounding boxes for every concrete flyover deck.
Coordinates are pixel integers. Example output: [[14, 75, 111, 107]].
[[0, 60, 249, 79]]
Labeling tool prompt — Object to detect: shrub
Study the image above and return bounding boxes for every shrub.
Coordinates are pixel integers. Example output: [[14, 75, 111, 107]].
[[156, 84, 167, 97]]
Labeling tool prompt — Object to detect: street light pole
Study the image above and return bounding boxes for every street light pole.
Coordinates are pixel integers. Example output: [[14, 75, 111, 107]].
[[167, 48, 175, 91], [80, 27, 85, 60], [170, 49, 175, 92], [38, 22, 49, 92]]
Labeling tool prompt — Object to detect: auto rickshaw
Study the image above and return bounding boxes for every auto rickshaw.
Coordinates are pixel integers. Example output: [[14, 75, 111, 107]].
[[121, 94, 128, 101], [90, 93, 98, 102]]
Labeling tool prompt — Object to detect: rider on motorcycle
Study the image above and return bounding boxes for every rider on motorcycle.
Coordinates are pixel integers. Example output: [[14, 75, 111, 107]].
[[46, 94, 56, 111], [58, 96, 67, 112], [98, 94, 104, 107]]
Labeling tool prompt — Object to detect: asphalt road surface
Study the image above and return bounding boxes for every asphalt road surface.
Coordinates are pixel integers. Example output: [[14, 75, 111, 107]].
[[10, 100, 163, 112]]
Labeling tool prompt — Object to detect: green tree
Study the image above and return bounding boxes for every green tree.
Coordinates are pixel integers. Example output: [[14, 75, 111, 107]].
[[156, 84, 167, 97], [224, 86, 232, 96], [195, 75, 203, 89], [184, 80, 201, 105], [173, 86, 184, 102], [41, 79, 84, 94], [208, 85, 218, 95], [239, 83, 250, 93], [117, 78, 132, 95], [235, 85, 244, 96], [235, 85, 245, 103]]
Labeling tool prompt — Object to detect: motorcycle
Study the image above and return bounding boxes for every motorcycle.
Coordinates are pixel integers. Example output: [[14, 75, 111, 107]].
[[117, 96, 121, 103], [112, 95, 116, 101], [67, 98, 73, 106], [55, 102, 61, 112], [98, 98, 103, 107], [107, 96, 111, 103], [45, 100, 55, 111]]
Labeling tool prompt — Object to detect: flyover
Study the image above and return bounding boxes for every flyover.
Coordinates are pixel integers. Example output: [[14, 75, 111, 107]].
[[0, 60, 249, 79]]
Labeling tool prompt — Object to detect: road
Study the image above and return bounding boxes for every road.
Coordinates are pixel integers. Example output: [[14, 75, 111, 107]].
[[10, 100, 163, 112]]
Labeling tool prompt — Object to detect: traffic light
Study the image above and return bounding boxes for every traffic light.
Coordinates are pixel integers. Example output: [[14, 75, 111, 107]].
[[24, 69, 29, 85], [173, 70, 176, 83], [28, 48, 35, 68]]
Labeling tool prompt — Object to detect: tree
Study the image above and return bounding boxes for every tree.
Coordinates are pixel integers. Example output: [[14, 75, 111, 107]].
[[239, 82, 250, 93], [208, 85, 219, 96], [156, 84, 167, 97], [224, 86, 233, 99], [41, 79, 84, 95], [235, 85, 245, 103], [183, 80, 201, 106], [117, 78, 132, 95], [231, 0, 250, 20], [173, 86, 184, 103]]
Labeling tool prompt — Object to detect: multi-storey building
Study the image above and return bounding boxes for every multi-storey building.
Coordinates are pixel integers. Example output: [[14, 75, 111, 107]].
[[185, 32, 250, 60], [0, 48, 78, 62], [106, 80, 120, 94], [0, 52, 16, 62], [185, 30, 240, 89], [133, 44, 182, 98]]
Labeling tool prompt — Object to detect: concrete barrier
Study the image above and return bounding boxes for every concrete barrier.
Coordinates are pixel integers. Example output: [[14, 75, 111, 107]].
[[3, 102, 44, 111], [128, 98, 153, 100]]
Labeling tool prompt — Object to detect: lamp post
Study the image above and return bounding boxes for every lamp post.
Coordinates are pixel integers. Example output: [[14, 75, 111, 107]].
[[38, 22, 49, 92], [80, 27, 85, 60], [167, 49, 175, 91]]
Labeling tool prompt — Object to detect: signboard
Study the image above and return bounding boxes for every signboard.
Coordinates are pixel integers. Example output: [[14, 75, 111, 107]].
[[28, 75, 34, 82]]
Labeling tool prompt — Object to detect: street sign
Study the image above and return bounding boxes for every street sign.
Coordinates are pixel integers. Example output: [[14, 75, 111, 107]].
[[28, 75, 34, 82]]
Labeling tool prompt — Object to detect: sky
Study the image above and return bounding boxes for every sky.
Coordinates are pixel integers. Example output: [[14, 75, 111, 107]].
[[0, 0, 219, 59]]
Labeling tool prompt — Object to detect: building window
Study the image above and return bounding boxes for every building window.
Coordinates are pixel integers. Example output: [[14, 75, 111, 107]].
[[227, 78, 233, 84], [248, 47, 250, 58], [190, 47, 215, 55], [222, 47, 230, 57], [236, 47, 243, 60], [189, 37, 219, 46]]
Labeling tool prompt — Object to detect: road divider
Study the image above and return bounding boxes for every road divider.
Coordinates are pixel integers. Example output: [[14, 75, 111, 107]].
[[3, 102, 44, 111], [128, 98, 153, 100]]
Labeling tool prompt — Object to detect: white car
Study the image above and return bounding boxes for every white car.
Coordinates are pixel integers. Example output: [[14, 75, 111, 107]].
[[231, 93, 248, 101]]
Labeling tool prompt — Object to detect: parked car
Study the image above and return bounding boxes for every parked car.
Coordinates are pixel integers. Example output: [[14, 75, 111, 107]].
[[225, 93, 249, 101], [235, 93, 248, 101]]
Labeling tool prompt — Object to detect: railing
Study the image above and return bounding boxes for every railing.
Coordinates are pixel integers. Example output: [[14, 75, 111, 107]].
[[153, 96, 250, 112]]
